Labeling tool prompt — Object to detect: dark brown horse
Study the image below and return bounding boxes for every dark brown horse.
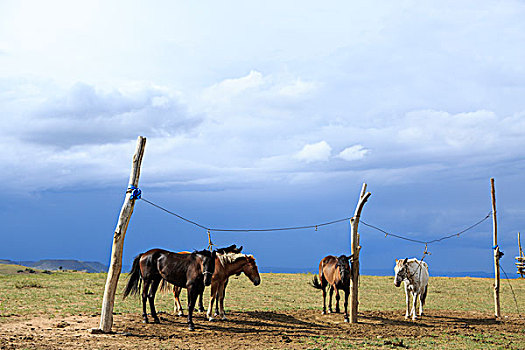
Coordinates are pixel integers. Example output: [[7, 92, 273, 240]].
[[311, 254, 352, 322], [169, 244, 244, 316], [123, 248, 216, 331]]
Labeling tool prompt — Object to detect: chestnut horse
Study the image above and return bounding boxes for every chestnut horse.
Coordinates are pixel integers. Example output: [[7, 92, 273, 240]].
[[311, 254, 352, 322], [172, 250, 261, 321], [123, 248, 216, 331]]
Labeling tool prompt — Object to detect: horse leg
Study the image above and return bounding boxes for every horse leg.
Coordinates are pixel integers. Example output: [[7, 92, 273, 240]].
[[198, 290, 205, 312], [419, 285, 428, 316], [148, 278, 161, 323], [343, 288, 349, 322], [335, 288, 341, 313], [411, 291, 418, 320], [404, 283, 410, 319], [216, 279, 228, 317], [218, 283, 227, 320], [328, 286, 334, 313], [173, 286, 184, 316], [320, 275, 327, 315], [142, 279, 151, 323], [206, 282, 219, 321], [187, 284, 198, 331]]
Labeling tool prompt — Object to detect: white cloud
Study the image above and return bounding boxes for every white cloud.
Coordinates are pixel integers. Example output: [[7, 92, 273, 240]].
[[202, 70, 264, 103], [278, 78, 317, 97], [338, 145, 369, 161], [296, 141, 332, 163]]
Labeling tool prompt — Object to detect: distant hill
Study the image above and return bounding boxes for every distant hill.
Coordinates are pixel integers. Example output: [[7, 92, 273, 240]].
[[0, 263, 41, 275], [0, 259, 19, 265], [0, 259, 107, 273]]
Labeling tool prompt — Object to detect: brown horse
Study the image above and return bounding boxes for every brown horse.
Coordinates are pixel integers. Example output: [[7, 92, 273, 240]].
[[123, 248, 216, 331], [169, 245, 243, 315], [172, 250, 261, 321], [311, 254, 352, 322]]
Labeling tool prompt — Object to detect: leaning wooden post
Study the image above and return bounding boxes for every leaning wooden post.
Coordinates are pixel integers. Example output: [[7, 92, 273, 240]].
[[349, 183, 371, 323], [490, 178, 501, 319], [97, 136, 147, 333]]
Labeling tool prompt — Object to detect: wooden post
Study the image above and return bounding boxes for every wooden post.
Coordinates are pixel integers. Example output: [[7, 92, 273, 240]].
[[517, 232, 524, 278], [490, 178, 501, 319], [96, 136, 147, 333], [349, 183, 371, 323]]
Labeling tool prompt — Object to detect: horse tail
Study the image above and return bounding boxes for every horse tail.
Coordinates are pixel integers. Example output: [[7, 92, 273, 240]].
[[123, 254, 143, 299], [311, 275, 323, 289], [159, 278, 174, 294]]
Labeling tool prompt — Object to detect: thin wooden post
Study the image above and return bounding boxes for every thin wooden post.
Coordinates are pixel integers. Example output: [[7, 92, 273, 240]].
[[349, 183, 371, 323], [517, 232, 524, 278], [96, 136, 147, 333], [490, 178, 501, 319], [519, 232, 523, 258]]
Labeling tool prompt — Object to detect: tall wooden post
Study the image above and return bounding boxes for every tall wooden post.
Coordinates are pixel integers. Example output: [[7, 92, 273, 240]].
[[490, 178, 501, 319], [96, 136, 147, 333], [349, 183, 371, 323]]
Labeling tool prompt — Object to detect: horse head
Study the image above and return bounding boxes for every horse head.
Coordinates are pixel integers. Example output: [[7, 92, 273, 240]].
[[242, 255, 261, 286], [195, 249, 216, 286], [337, 255, 352, 284], [394, 258, 409, 287]]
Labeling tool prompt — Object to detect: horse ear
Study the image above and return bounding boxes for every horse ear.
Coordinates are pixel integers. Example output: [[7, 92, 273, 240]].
[[402, 258, 408, 265], [238, 245, 243, 252]]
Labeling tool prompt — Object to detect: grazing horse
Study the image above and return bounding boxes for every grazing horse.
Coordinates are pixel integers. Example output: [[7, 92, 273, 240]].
[[123, 248, 216, 331], [172, 251, 261, 321], [394, 258, 429, 321], [169, 245, 243, 316], [311, 255, 352, 322]]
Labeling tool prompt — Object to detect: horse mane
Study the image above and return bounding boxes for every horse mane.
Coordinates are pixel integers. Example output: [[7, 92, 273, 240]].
[[216, 244, 243, 254], [218, 252, 251, 267]]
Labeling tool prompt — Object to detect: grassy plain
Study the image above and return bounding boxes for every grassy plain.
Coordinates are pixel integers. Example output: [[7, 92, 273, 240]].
[[0, 271, 524, 349]]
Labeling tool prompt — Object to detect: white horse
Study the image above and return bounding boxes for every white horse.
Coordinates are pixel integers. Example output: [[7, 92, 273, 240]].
[[394, 258, 429, 320]]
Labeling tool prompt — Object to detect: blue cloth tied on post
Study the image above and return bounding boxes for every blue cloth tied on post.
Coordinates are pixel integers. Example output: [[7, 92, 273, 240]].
[[128, 185, 142, 200]]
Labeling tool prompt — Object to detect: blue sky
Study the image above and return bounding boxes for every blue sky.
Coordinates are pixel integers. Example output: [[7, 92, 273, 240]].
[[1, 1, 525, 275]]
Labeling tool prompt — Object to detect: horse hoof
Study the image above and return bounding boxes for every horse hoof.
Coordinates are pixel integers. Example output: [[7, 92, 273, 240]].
[[221, 316, 227, 321], [188, 324, 195, 331], [321, 311, 326, 315], [198, 308, 205, 313], [142, 319, 149, 324], [344, 317, 349, 323], [178, 312, 184, 317], [214, 312, 219, 317], [153, 318, 160, 324], [208, 317, 214, 322]]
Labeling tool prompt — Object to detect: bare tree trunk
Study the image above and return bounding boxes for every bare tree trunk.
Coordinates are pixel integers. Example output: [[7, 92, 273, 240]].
[[95, 136, 147, 333], [349, 183, 371, 323], [491, 178, 501, 319]]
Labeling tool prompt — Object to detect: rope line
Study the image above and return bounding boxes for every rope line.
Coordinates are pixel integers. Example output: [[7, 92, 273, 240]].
[[499, 264, 521, 316], [141, 196, 491, 246], [141, 198, 210, 230], [361, 212, 492, 246], [141, 197, 351, 233]]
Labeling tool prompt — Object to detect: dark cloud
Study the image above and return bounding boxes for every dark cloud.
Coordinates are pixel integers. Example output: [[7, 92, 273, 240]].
[[16, 82, 201, 148]]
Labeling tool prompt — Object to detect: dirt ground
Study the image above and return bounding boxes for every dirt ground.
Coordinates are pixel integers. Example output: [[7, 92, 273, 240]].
[[1, 309, 523, 349]]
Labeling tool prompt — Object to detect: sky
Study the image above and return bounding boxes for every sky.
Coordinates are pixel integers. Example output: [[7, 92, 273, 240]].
[[1, 0, 525, 276]]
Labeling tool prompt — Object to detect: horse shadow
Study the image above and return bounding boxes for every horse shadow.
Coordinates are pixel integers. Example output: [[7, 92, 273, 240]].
[[191, 311, 331, 335]]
